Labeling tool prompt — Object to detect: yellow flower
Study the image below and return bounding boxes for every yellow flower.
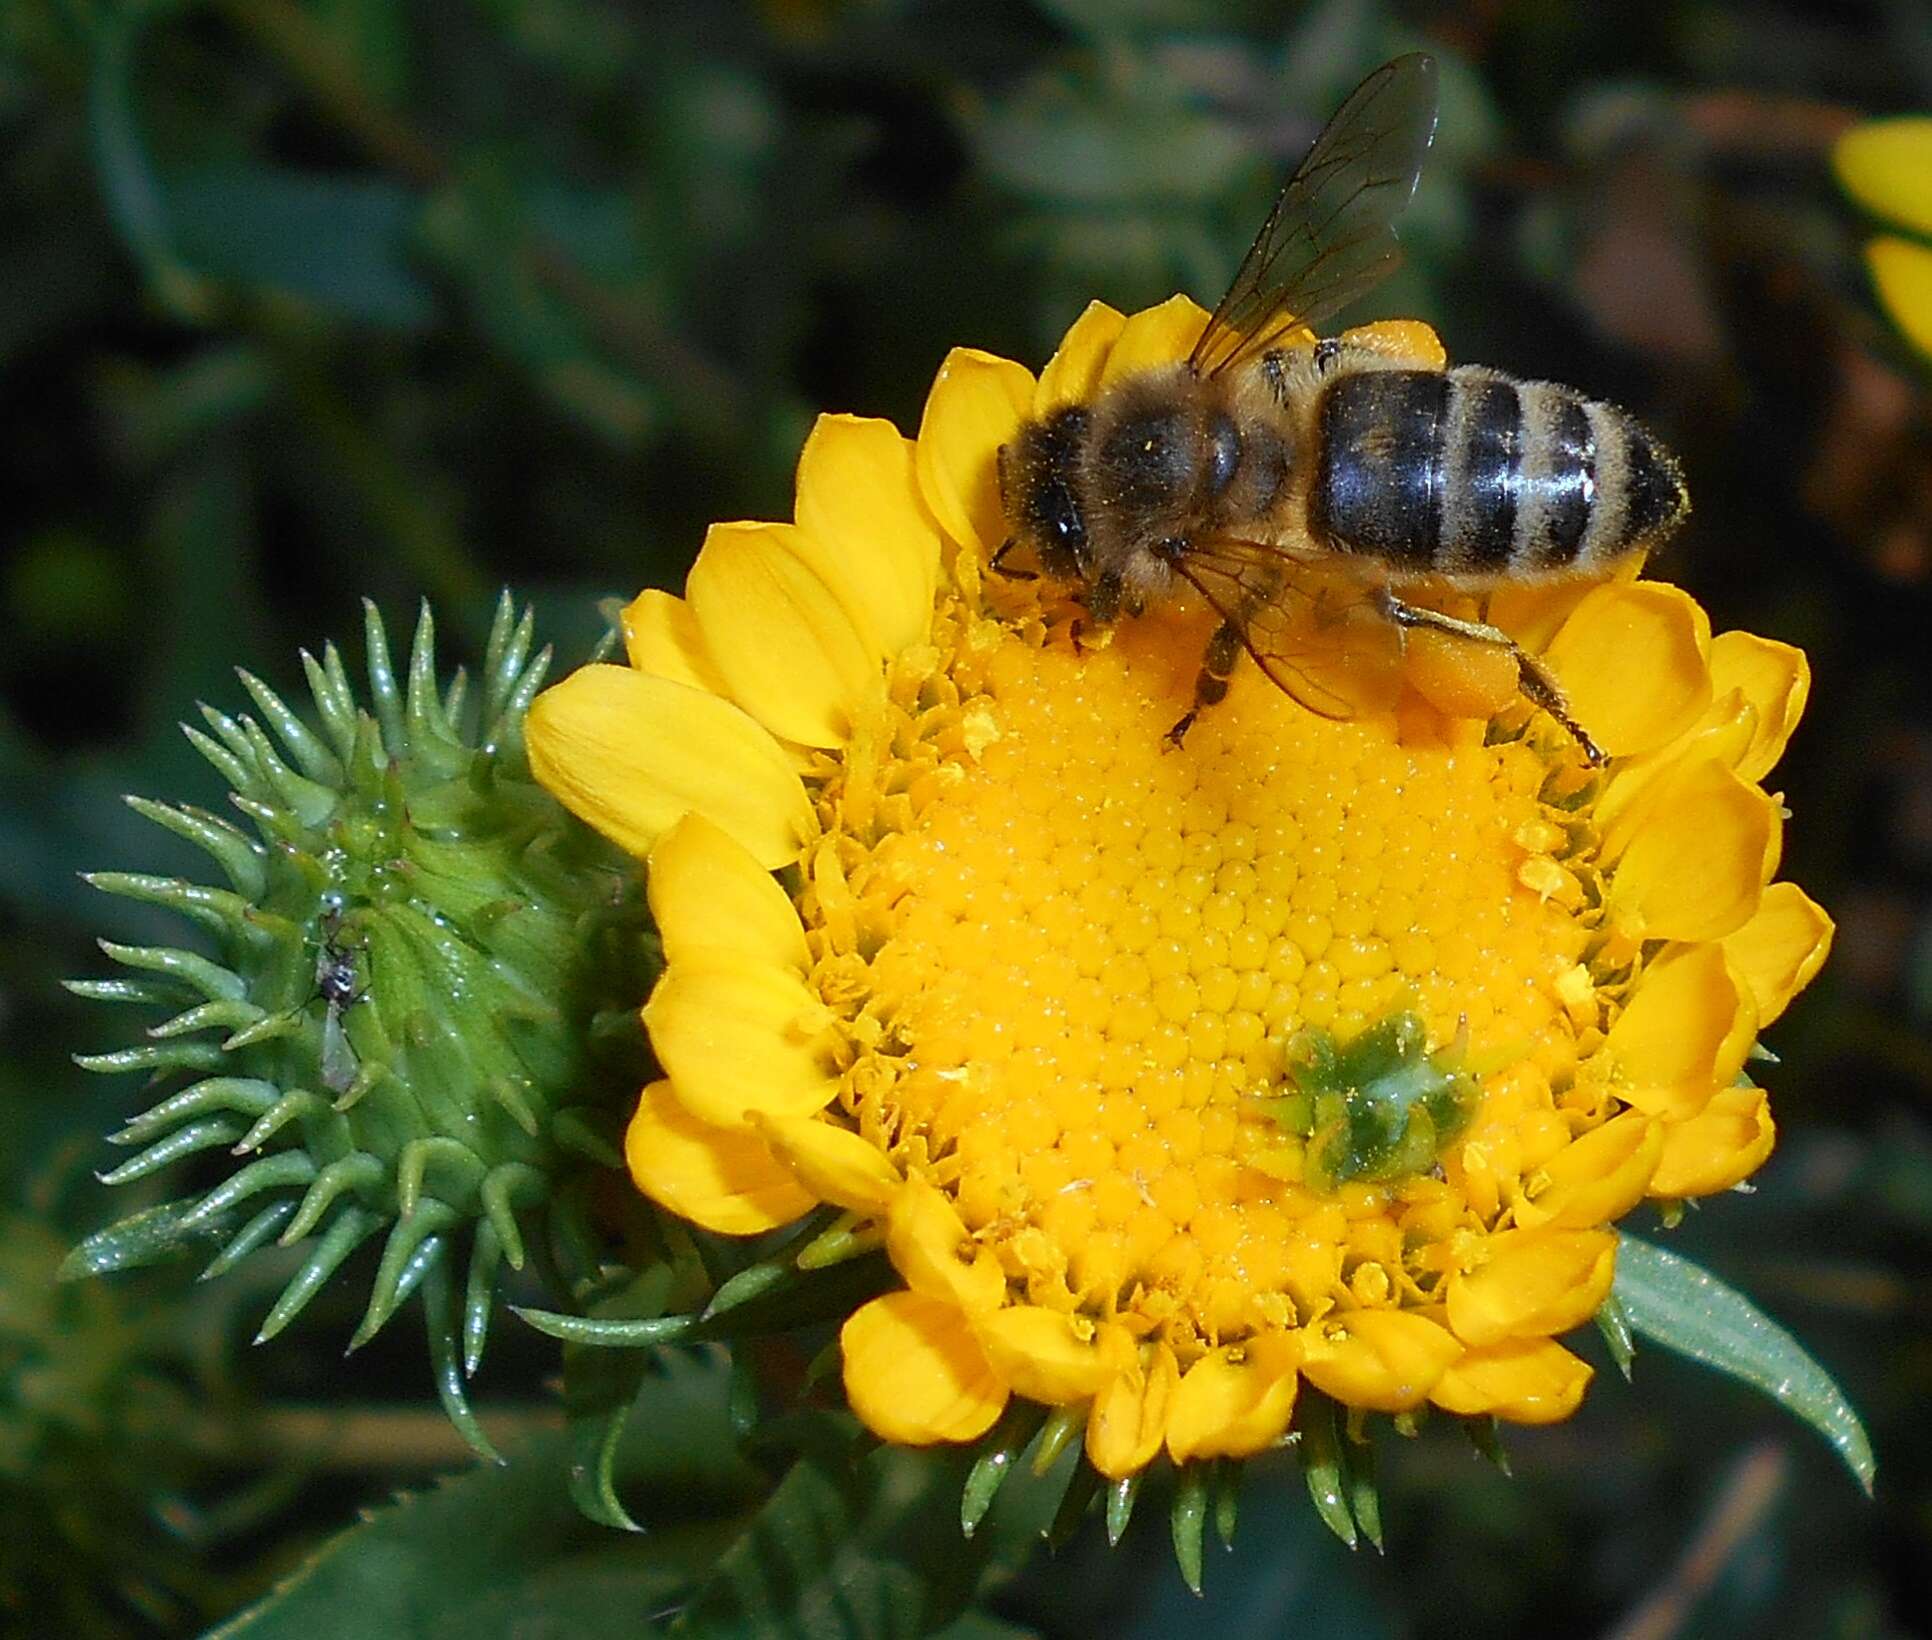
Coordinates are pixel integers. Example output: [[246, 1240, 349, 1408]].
[[1836, 116, 1932, 359], [528, 298, 1832, 1476]]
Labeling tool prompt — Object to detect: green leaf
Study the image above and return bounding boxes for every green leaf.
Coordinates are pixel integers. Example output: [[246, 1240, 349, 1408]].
[[1297, 1393, 1357, 1549], [671, 1446, 996, 1640], [1613, 1233, 1876, 1493], [206, 1361, 758, 1637], [163, 164, 434, 327]]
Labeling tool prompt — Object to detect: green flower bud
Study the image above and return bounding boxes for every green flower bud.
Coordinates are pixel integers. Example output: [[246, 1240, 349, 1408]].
[[65, 597, 658, 1455]]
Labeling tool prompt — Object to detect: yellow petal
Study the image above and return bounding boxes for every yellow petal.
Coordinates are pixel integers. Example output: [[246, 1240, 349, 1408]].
[[886, 1177, 1006, 1314], [686, 521, 885, 748], [648, 813, 809, 972], [1709, 630, 1810, 783], [756, 1113, 901, 1214], [1594, 689, 1759, 851], [1836, 118, 1932, 236], [1543, 582, 1712, 758], [1722, 881, 1834, 1028], [794, 414, 941, 655], [1607, 758, 1780, 943], [1867, 235, 1932, 360], [1033, 300, 1126, 412], [1429, 1337, 1593, 1425], [1514, 1110, 1663, 1230], [1339, 318, 1447, 369], [1086, 1343, 1180, 1479], [1649, 1087, 1777, 1198], [841, 1291, 1008, 1445], [644, 958, 839, 1130], [1165, 1333, 1302, 1462], [620, 588, 731, 694], [625, 1081, 814, 1234], [1446, 1227, 1617, 1347], [914, 347, 1035, 557], [1095, 294, 1210, 386], [1299, 1309, 1463, 1412], [974, 1306, 1118, 1404], [1607, 944, 1757, 1120], [526, 664, 812, 869]]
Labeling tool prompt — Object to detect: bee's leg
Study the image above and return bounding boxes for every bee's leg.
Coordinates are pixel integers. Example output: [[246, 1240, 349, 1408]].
[[1374, 591, 1606, 766], [1071, 567, 1125, 654], [988, 537, 1037, 582], [1166, 618, 1243, 749]]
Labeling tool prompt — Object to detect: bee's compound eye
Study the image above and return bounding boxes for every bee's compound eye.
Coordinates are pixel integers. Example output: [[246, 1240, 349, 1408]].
[[1038, 480, 1087, 560], [1206, 415, 1241, 496]]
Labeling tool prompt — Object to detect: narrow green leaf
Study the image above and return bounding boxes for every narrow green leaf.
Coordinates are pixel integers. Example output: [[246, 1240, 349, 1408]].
[[1614, 1233, 1876, 1493], [1104, 1473, 1140, 1547], [511, 1306, 694, 1348]]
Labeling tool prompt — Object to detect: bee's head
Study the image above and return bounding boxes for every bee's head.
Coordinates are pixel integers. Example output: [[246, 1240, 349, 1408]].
[[998, 406, 1092, 583]]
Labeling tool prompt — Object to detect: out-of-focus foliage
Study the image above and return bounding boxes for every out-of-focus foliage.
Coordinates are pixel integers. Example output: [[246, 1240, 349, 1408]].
[[4, 0, 1932, 1634]]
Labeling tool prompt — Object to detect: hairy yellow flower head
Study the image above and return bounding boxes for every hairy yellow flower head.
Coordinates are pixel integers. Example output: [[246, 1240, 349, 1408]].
[[528, 298, 1832, 1476]]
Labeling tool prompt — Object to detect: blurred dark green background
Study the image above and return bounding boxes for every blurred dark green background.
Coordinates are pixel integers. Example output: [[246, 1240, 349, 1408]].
[[4, 1, 1931, 1635]]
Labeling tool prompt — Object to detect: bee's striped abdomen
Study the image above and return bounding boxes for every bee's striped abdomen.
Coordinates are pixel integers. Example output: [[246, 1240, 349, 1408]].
[[1311, 365, 1688, 578]]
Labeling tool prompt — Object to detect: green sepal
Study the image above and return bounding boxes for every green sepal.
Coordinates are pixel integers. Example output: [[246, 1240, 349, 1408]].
[[1298, 1391, 1358, 1549], [961, 1403, 1047, 1538], [1614, 1233, 1875, 1492], [1104, 1473, 1140, 1547], [1594, 1287, 1636, 1379], [1169, 1465, 1209, 1595]]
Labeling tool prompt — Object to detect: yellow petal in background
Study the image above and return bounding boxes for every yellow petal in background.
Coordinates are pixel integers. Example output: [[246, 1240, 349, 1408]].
[[756, 1114, 901, 1214], [1606, 944, 1757, 1119], [1543, 582, 1712, 758], [648, 813, 810, 972], [1514, 1110, 1662, 1230], [1087, 1344, 1180, 1479], [842, 1292, 1008, 1445], [794, 414, 941, 655], [1722, 881, 1834, 1028], [975, 1306, 1118, 1404], [1447, 1227, 1617, 1346], [1835, 117, 1932, 236], [1650, 1087, 1776, 1198], [914, 347, 1035, 557], [1430, 1337, 1593, 1424], [1095, 294, 1210, 387], [1708, 630, 1810, 783], [1033, 300, 1126, 412], [886, 1177, 1006, 1314], [621, 588, 731, 695], [1866, 235, 1932, 360], [1165, 1334, 1302, 1462], [644, 958, 839, 1130], [1607, 759, 1779, 943], [686, 521, 886, 748], [1299, 1309, 1463, 1411], [625, 1081, 814, 1234], [526, 664, 812, 868]]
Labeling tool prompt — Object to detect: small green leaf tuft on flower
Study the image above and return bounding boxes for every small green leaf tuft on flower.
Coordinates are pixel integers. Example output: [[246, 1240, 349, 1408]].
[[66, 595, 660, 1456]]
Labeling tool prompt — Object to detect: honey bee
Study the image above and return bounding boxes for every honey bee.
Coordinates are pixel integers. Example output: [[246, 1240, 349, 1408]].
[[995, 53, 1689, 762]]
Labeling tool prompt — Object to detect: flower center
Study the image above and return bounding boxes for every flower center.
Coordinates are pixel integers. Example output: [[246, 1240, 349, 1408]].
[[800, 593, 1600, 1354]]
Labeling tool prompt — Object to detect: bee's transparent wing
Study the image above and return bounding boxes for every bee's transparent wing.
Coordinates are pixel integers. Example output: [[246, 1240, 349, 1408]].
[[1189, 53, 1440, 381], [1168, 537, 1405, 721]]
